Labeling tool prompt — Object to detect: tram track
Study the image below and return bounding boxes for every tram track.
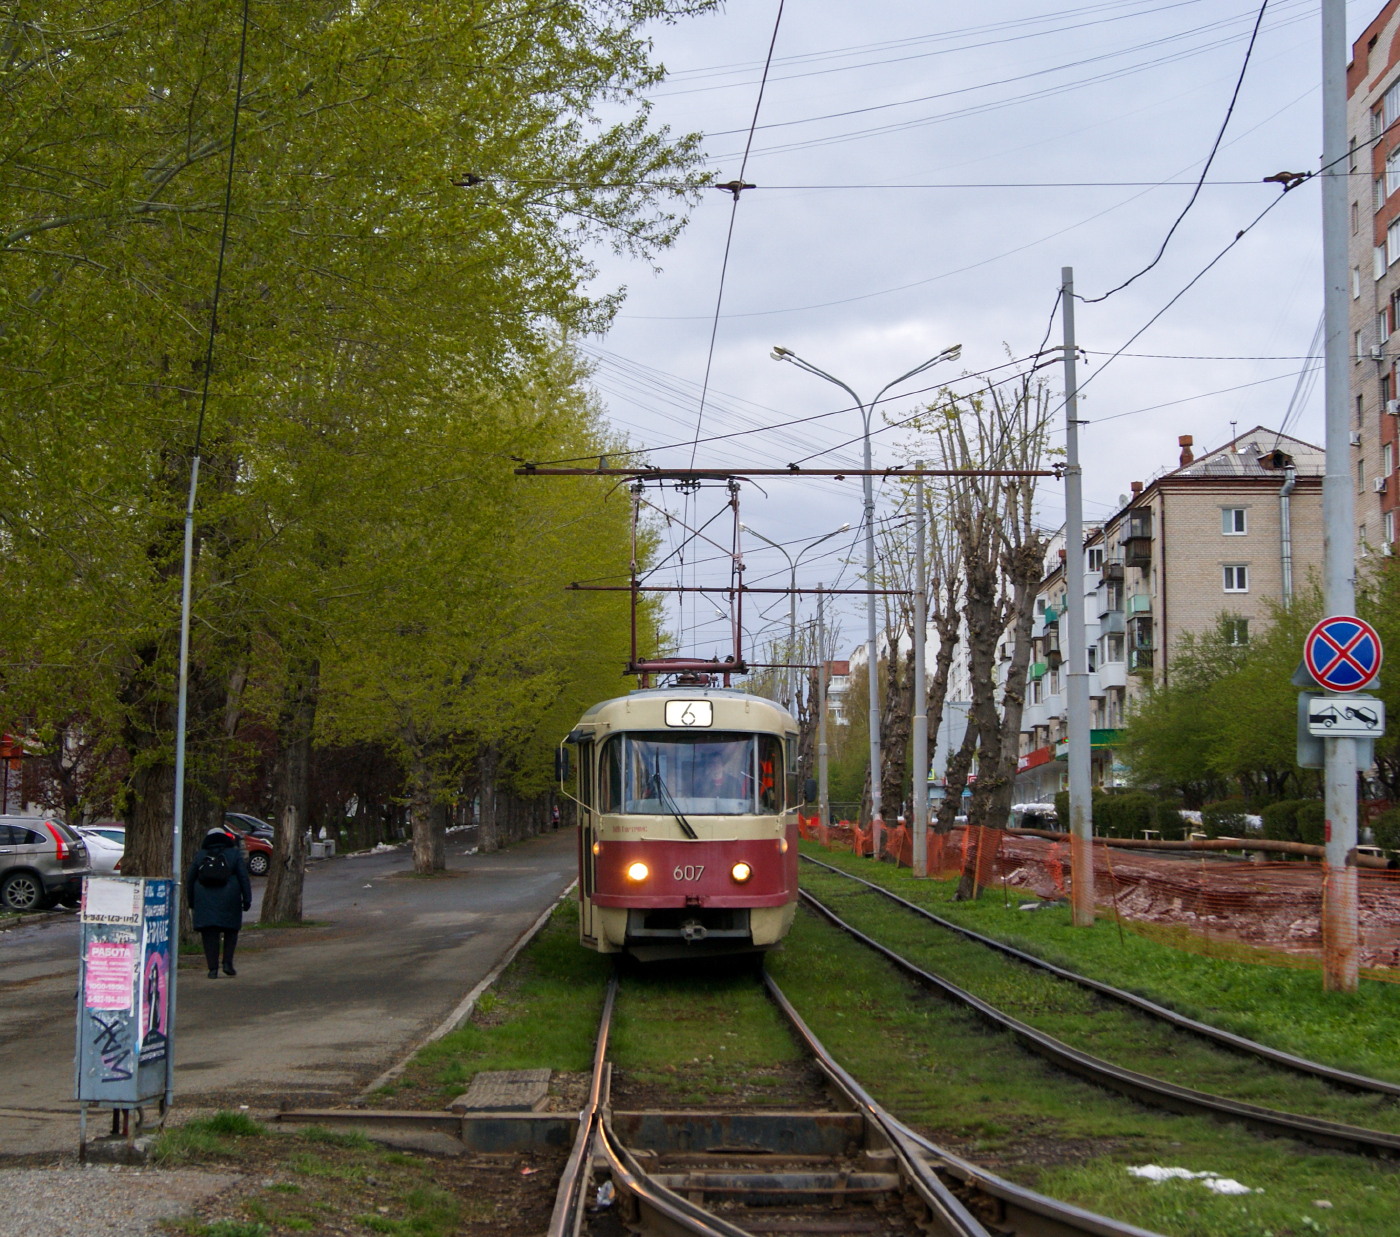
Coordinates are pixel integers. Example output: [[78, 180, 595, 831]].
[[800, 853, 1400, 1099], [549, 962, 1168, 1237], [796, 875, 1400, 1160]]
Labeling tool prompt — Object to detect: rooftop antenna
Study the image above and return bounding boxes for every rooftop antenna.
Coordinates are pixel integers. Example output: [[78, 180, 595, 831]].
[[1230, 419, 1238, 447]]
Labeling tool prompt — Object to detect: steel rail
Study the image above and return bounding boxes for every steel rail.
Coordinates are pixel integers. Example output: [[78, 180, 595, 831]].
[[800, 890, 1400, 1158], [761, 974, 992, 1237], [547, 972, 618, 1237], [800, 853, 1400, 1097], [762, 975, 1164, 1237]]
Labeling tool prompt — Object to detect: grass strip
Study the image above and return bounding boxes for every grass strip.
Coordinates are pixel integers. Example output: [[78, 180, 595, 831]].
[[610, 959, 805, 1105], [767, 902, 1398, 1237], [799, 865, 1400, 1134], [378, 897, 612, 1108], [156, 1112, 524, 1237], [799, 843, 1400, 1086]]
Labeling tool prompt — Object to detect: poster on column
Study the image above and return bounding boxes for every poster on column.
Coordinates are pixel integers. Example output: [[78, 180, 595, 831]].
[[75, 877, 171, 1105]]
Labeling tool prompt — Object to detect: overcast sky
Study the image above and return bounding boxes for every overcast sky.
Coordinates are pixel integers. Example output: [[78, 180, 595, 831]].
[[575, 0, 1370, 664]]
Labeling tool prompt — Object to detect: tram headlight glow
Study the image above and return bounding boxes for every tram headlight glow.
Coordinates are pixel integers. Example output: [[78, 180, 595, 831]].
[[779, 838, 788, 854], [731, 862, 752, 883], [591, 841, 600, 855], [626, 861, 649, 882]]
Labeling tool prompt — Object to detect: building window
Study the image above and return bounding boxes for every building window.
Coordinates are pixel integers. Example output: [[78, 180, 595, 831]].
[[1222, 507, 1247, 535], [1387, 79, 1400, 127], [1389, 149, 1400, 198], [1384, 371, 1393, 411], [1378, 245, 1388, 281], [1357, 331, 1364, 362], [1383, 308, 1393, 344], [1030, 677, 1042, 705], [1385, 443, 1394, 476], [1049, 669, 1061, 696], [1106, 633, 1125, 662], [1223, 564, 1249, 593], [1035, 597, 1046, 615], [1087, 546, 1104, 571], [1087, 645, 1098, 672], [1375, 106, 1385, 138], [1359, 458, 1366, 493], [1387, 511, 1396, 545], [1358, 393, 1366, 427], [1378, 177, 1387, 212], [1354, 201, 1361, 234], [1351, 135, 1359, 172], [1389, 218, 1400, 266], [1224, 618, 1249, 646], [1355, 266, 1363, 298]]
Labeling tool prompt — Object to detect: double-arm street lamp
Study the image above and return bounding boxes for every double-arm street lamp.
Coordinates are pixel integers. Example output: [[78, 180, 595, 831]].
[[739, 522, 850, 711], [770, 343, 961, 828]]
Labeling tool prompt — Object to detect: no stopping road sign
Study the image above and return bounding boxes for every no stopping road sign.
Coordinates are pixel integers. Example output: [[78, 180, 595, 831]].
[[1304, 616, 1383, 693]]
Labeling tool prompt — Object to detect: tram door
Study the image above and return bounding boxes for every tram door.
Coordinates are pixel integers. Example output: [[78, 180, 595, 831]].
[[578, 740, 596, 941]]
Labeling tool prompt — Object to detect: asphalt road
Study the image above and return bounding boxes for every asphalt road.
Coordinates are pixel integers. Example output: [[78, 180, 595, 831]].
[[0, 829, 577, 1157]]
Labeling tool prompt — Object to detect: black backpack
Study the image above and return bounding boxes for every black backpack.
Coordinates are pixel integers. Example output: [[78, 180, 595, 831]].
[[196, 848, 231, 887]]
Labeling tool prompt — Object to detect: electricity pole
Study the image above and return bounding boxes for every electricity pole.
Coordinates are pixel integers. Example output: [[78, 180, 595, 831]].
[[1321, 0, 1358, 991], [1061, 267, 1095, 927], [912, 462, 929, 876], [818, 586, 830, 828]]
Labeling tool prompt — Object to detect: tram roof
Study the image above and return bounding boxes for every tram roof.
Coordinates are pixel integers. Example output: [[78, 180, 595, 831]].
[[572, 687, 795, 735]]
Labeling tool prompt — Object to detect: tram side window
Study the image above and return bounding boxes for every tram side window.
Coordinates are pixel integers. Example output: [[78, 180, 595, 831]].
[[757, 735, 783, 814], [784, 735, 800, 809], [579, 742, 594, 808], [599, 735, 624, 813]]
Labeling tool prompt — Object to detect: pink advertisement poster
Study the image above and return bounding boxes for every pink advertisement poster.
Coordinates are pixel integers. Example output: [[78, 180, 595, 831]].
[[85, 941, 136, 1011]]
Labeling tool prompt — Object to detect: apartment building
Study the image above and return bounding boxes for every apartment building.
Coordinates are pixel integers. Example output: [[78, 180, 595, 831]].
[[1014, 427, 1325, 801], [825, 660, 852, 726], [1348, 3, 1400, 552]]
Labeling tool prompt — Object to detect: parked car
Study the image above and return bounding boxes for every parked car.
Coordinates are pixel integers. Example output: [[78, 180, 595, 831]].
[[241, 833, 273, 876], [224, 812, 275, 842], [0, 816, 92, 911], [76, 825, 124, 875]]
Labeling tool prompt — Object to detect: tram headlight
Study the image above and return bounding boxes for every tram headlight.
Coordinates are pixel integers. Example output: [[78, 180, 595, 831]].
[[591, 841, 600, 856], [731, 862, 752, 883], [779, 838, 788, 854], [626, 861, 649, 882]]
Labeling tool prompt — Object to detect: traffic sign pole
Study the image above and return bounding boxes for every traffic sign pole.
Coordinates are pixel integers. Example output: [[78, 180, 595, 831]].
[[1321, 0, 1358, 993]]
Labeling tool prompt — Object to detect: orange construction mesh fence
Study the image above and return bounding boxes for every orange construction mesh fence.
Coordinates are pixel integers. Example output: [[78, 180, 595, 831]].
[[800, 824, 1400, 979]]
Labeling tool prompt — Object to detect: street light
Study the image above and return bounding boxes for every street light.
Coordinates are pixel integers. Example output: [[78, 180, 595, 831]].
[[739, 523, 850, 710], [772, 342, 957, 833], [770, 343, 961, 832]]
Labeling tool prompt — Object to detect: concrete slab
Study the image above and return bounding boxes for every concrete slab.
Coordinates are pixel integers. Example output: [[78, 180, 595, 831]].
[[450, 1068, 551, 1113]]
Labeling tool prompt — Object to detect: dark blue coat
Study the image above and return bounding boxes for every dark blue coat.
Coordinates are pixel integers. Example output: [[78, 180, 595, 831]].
[[187, 831, 252, 931]]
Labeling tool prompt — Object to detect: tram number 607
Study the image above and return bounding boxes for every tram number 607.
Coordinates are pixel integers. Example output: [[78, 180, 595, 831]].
[[673, 864, 705, 882]]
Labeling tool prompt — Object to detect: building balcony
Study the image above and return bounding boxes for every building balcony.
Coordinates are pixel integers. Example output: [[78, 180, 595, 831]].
[[1123, 536, 1151, 568], [1129, 647, 1154, 674], [1099, 610, 1125, 634], [1127, 594, 1153, 615], [1097, 659, 1127, 691], [1101, 560, 1124, 581]]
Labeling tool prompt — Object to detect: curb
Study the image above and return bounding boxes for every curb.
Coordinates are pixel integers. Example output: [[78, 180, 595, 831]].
[[0, 906, 77, 933], [357, 877, 578, 1099]]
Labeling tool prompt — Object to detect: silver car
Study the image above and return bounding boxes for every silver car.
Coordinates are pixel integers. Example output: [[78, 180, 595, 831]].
[[0, 816, 92, 911]]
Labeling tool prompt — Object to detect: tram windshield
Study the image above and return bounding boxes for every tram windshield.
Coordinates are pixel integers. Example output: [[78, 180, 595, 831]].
[[600, 732, 783, 815]]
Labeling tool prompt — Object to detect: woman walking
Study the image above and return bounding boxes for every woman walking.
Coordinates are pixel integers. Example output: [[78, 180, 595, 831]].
[[188, 825, 253, 978]]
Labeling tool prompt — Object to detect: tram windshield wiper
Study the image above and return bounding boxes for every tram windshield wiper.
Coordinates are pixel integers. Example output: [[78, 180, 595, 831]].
[[651, 770, 698, 840]]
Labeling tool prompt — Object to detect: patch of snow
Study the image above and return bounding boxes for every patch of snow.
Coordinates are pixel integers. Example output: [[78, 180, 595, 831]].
[[1127, 1165, 1257, 1195]]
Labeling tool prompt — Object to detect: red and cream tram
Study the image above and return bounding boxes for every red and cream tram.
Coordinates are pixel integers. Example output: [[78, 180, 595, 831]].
[[563, 688, 801, 960]]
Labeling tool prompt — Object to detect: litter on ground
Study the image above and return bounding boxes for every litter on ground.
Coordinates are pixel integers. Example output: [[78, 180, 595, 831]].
[[1127, 1165, 1258, 1195]]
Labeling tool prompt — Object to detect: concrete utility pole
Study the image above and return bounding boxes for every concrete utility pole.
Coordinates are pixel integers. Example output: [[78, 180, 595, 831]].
[[1061, 267, 1095, 928], [912, 462, 929, 876], [818, 586, 830, 828], [1321, 0, 1358, 992]]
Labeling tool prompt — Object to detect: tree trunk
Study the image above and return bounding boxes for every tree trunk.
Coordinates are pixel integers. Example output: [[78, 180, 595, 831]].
[[262, 656, 319, 924], [477, 745, 500, 852], [879, 643, 915, 820], [937, 722, 976, 833], [123, 758, 175, 876], [409, 753, 446, 874]]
